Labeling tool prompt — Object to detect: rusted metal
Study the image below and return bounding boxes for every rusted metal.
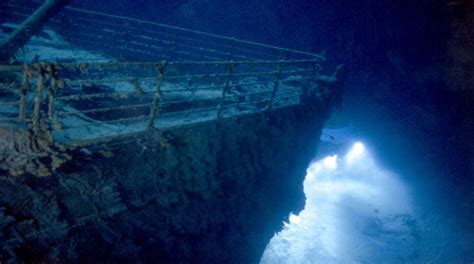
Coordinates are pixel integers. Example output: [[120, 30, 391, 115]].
[[0, 58, 318, 146], [46, 63, 59, 120], [0, 2, 337, 150], [32, 64, 45, 134], [267, 61, 284, 109], [148, 62, 166, 130], [19, 64, 31, 121]]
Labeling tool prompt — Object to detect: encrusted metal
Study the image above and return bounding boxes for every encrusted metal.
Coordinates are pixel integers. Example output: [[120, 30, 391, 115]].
[[0, 2, 328, 147]]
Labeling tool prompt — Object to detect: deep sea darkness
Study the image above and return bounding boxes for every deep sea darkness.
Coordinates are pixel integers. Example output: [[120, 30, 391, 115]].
[[68, 0, 471, 179], [71, 0, 474, 247], [1, 0, 473, 262], [97, 0, 474, 260]]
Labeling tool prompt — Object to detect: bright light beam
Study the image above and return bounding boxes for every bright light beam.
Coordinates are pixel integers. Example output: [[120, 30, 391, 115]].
[[322, 155, 338, 169], [345, 142, 365, 165], [261, 140, 417, 264]]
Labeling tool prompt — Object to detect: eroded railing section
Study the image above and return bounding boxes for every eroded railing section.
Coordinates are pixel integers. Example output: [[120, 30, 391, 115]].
[[0, 59, 322, 146]]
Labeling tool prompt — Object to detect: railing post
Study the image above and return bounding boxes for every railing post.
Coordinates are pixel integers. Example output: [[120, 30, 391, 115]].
[[148, 62, 166, 131], [311, 60, 320, 78], [32, 64, 45, 134], [216, 62, 233, 119], [308, 61, 320, 95], [226, 38, 235, 60], [133, 78, 144, 96], [121, 22, 130, 60], [170, 33, 178, 61], [46, 63, 59, 120], [19, 64, 31, 121], [267, 61, 284, 109]]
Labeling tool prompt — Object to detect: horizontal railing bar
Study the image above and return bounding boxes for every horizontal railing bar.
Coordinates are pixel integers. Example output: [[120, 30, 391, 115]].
[[58, 96, 227, 129], [62, 114, 149, 129], [58, 102, 152, 116], [157, 105, 218, 119], [1, 10, 166, 62], [65, 78, 148, 86], [0, 116, 19, 121], [75, 31, 267, 65], [59, 90, 300, 130], [171, 80, 271, 92], [174, 42, 229, 58], [0, 9, 30, 19], [64, 68, 311, 86], [57, 76, 306, 103], [58, 91, 135, 101], [1, 4, 280, 62], [0, 5, 322, 64], [57, 15, 234, 52], [71, 38, 169, 61], [62, 100, 300, 148], [73, 30, 170, 52], [0, 59, 319, 72], [231, 45, 281, 59], [0, 2, 39, 10], [0, 3, 323, 151], [58, 93, 236, 118], [49, 15, 285, 62], [73, 32, 198, 61], [0, 101, 20, 106], [64, 7, 325, 60], [158, 96, 219, 107], [72, 35, 160, 59], [1, 10, 274, 63], [173, 49, 222, 61]]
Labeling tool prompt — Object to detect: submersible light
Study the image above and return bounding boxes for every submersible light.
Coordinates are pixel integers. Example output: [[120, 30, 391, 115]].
[[322, 155, 338, 169], [345, 142, 365, 165], [261, 140, 418, 264]]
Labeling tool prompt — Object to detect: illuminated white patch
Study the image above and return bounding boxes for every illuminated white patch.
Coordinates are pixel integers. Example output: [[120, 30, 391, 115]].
[[261, 140, 415, 264], [322, 155, 337, 169], [345, 142, 365, 165], [289, 213, 301, 224]]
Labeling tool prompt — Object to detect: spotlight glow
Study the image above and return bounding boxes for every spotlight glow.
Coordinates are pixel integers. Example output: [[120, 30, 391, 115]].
[[352, 142, 365, 154], [289, 214, 301, 224], [345, 142, 365, 165], [322, 155, 338, 169], [261, 140, 416, 264]]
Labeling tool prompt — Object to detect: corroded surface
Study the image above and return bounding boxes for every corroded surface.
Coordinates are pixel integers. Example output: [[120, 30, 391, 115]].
[[0, 121, 71, 177], [0, 101, 332, 263]]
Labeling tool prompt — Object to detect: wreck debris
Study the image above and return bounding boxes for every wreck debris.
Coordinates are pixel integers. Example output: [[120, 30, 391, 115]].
[[0, 0, 71, 63], [303, 64, 347, 110], [0, 121, 71, 177], [0, 4, 345, 176]]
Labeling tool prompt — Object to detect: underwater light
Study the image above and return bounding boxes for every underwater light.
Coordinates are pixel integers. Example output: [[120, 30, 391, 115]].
[[345, 142, 365, 164], [322, 155, 337, 169], [261, 139, 418, 264], [289, 214, 301, 224]]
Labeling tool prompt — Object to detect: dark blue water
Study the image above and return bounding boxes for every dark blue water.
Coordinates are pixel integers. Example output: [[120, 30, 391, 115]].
[[3, 0, 472, 262], [74, 0, 473, 261]]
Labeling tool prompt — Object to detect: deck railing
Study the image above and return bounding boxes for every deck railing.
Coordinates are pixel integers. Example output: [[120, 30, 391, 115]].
[[0, 2, 325, 63], [0, 3, 326, 147], [0, 59, 322, 146]]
